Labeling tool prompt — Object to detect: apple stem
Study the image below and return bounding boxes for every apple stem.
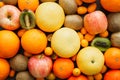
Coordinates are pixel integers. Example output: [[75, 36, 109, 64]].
[[25, 14, 30, 28]]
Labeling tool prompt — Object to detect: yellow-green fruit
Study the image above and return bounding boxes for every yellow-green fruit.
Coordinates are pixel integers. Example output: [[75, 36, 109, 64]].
[[35, 2, 65, 32], [76, 47, 104, 75], [51, 27, 80, 58]]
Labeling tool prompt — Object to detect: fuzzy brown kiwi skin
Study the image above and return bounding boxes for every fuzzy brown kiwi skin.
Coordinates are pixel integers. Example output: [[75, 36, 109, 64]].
[[107, 12, 120, 32], [59, 0, 77, 15], [111, 32, 120, 48], [64, 15, 83, 30], [16, 71, 34, 80], [9, 54, 28, 72], [20, 9, 36, 30]]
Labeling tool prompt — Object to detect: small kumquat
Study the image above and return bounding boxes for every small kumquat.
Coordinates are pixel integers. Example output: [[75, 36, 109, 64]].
[[81, 39, 89, 47], [88, 3, 97, 13], [99, 30, 109, 38], [80, 27, 87, 35], [77, 32, 84, 41], [84, 33, 95, 42], [77, 6, 87, 15], [17, 29, 27, 37], [75, 0, 83, 6], [94, 73, 103, 80], [9, 69, 15, 78], [73, 68, 81, 76], [44, 47, 53, 56]]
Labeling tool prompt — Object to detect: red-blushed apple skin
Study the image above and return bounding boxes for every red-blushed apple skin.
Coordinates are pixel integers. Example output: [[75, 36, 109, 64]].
[[28, 54, 53, 78], [84, 11, 108, 35], [0, 5, 20, 30]]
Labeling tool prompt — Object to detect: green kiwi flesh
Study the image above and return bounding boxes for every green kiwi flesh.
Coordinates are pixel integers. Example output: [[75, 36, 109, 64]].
[[91, 37, 111, 52], [20, 9, 35, 30]]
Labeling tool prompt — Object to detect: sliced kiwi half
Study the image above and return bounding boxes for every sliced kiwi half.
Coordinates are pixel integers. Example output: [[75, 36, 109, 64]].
[[91, 37, 111, 52], [20, 9, 35, 30]]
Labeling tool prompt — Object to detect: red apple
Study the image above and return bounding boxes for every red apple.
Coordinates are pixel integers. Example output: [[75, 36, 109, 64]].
[[28, 54, 53, 78], [84, 11, 108, 35], [0, 5, 20, 30]]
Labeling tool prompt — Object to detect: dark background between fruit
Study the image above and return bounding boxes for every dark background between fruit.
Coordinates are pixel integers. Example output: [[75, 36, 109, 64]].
[[5, 0, 109, 80]]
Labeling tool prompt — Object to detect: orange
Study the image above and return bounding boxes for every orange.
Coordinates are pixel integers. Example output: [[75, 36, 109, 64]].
[[100, 0, 120, 12], [53, 58, 74, 79], [104, 70, 120, 80], [81, 0, 96, 3], [21, 29, 47, 54], [68, 75, 88, 80], [0, 58, 10, 80], [104, 47, 120, 69], [0, 30, 20, 58], [18, 0, 39, 11]]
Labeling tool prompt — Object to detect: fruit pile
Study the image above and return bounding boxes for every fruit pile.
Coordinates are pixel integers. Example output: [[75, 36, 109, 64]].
[[0, 0, 120, 80]]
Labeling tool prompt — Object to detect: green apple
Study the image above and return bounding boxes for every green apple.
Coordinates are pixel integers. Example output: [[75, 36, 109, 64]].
[[76, 46, 104, 75]]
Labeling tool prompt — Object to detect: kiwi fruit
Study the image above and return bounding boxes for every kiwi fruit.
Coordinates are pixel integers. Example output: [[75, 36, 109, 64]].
[[64, 14, 83, 30], [111, 32, 120, 48], [91, 37, 111, 52], [2, 0, 18, 5], [20, 9, 35, 30], [59, 0, 77, 15], [9, 54, 28, 71], [107, 12, 120, 32], [16, 71, 34, 80]]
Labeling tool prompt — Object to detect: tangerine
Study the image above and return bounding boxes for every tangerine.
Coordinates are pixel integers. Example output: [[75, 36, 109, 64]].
[[104, 70, 120, 80], [53, 58, 74, 79], [104, 47, 120, 69], [18, 0, 39, 11], [21, 29, 47, 54], [100, 0, 120, 12]]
